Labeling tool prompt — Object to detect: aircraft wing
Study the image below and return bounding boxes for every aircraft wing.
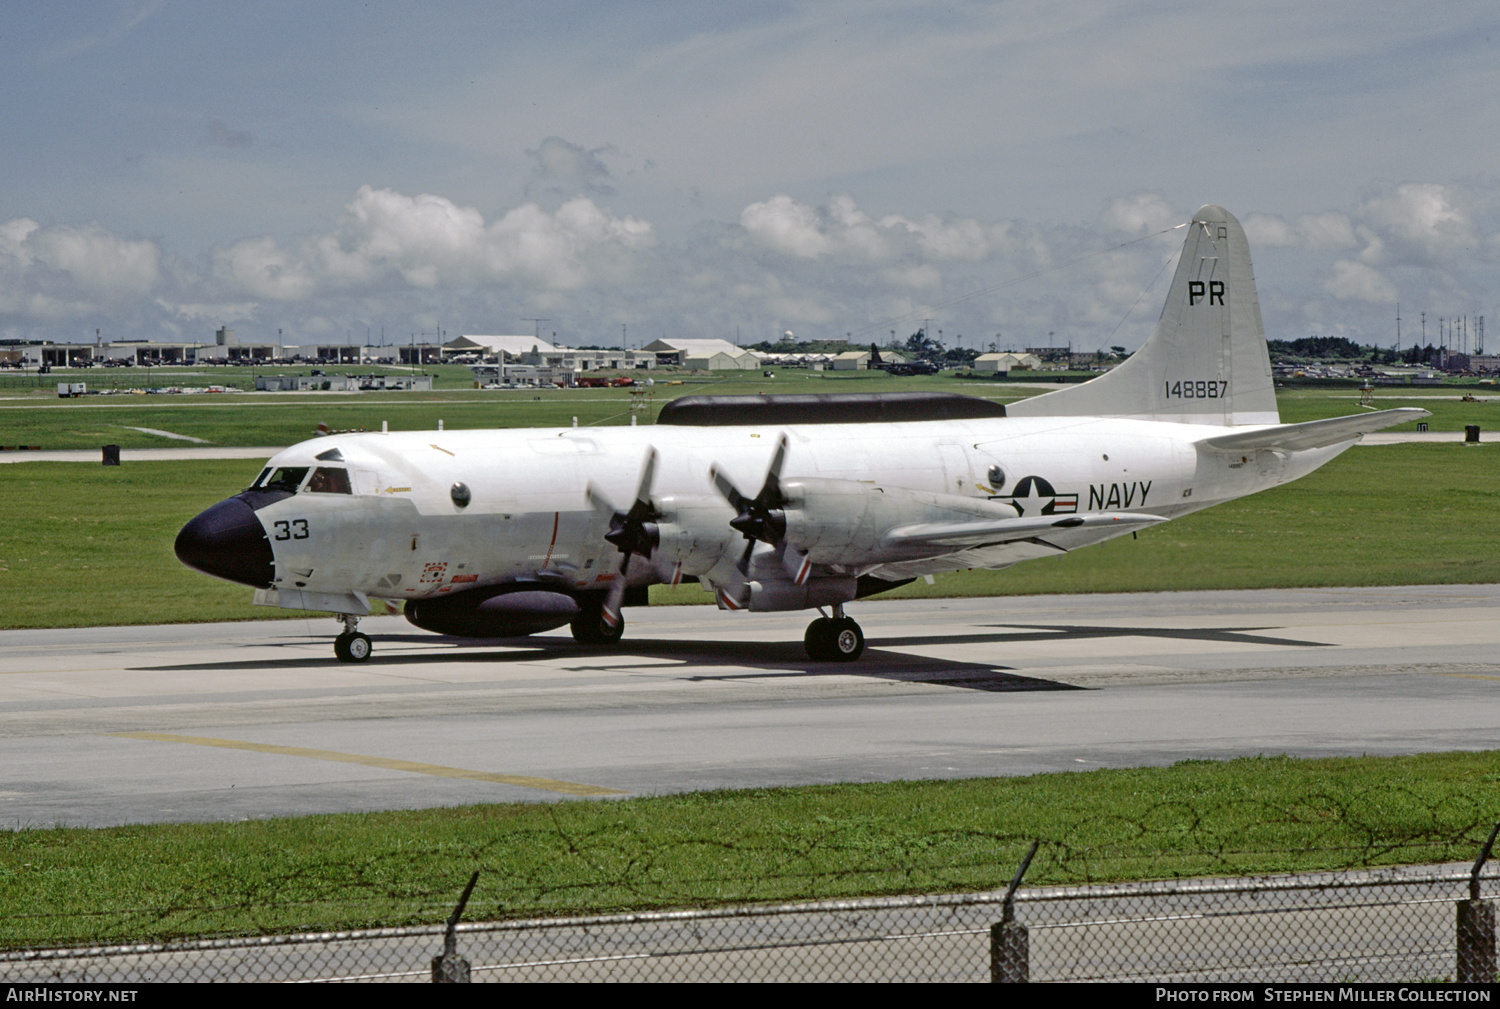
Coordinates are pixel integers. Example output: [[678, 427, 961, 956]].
[[1198, 407, 1429, 453], [881, 511, 1167, 551]]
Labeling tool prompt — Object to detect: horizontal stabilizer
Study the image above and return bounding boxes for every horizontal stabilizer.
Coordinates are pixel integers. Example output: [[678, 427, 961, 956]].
[[1199, 408, 1429, 453], [883, 511, 1167, 551]]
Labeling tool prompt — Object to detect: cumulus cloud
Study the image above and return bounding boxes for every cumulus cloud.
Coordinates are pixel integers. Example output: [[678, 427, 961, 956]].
[[0, 217, 160, 321], [1243, 211, 1356, 250], [525, 137, 616, 201], [740, 194, 831, 258], [157, 297, 260, 323], [1356, 183, 1474, 267], [1100, 194, 1180, 237], [214, 236, 315, 300], [214, 185, 655, 301], [1322, 259, 1398, 303], [738, 193, 1010, 266], [5, 170, 1491, 357]]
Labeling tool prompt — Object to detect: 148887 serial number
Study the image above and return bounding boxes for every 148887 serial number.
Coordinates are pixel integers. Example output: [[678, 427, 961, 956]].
[[1165, 379, 1228, 399]]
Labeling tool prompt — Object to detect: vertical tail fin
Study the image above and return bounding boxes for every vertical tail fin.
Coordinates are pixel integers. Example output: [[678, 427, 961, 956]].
[[1007, 205, 1277, 426]]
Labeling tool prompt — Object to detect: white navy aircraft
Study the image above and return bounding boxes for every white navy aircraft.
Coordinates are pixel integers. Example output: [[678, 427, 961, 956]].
[[176, 206, 1426, 664]]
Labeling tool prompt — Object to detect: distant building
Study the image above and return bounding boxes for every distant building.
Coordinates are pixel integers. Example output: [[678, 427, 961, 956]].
[[255, 374, 432, 392], [521, 347, 656, 371], [467, 363, 576, 387], [1024, 346, 1072, 363], [397, 344, 443, 365], [642, 338, 758, 369], [448, 334, 559, 360], [196, 340, 280, 362], [102, 341, 201, 365], [974, 352, 1041, 373], [831, 350, 907, 371]]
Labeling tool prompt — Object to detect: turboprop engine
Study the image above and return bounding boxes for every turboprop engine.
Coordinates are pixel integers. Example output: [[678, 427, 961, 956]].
[[779, 477, 1024, 566]]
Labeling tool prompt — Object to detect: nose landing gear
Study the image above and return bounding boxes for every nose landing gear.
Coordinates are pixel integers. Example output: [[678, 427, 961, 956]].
[[334, 613, 372, 663]]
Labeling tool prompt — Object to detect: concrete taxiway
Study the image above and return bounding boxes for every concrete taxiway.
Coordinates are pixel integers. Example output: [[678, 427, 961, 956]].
[[2, 585, 1497, 829]]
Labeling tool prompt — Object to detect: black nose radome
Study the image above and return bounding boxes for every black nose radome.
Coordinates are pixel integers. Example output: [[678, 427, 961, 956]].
[[175, 495, 276, 588]]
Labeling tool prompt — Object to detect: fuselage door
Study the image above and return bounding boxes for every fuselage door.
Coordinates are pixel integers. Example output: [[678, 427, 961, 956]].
[[936, 442, 972, 495]]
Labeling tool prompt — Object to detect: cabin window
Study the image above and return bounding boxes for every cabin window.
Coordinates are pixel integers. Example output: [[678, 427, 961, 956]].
[[307, 467, 353, 494]]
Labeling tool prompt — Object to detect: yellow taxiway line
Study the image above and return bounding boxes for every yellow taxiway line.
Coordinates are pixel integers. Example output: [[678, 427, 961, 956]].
[[111, 731, 625, 796]]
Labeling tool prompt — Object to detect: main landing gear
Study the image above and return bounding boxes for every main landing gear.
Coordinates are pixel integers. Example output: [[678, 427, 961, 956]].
[[571, 595, 625, 646], [804, 605, 864, 662], [333, 613, 372, 663]]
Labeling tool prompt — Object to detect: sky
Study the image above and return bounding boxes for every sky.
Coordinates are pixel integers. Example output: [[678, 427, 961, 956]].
[[2, 1, 1497, 354]]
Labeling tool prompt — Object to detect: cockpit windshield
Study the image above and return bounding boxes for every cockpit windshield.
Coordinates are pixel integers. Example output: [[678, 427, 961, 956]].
[[253, 466, 310, 492]]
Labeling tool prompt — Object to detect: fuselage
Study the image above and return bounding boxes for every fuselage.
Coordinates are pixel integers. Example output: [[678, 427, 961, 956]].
[[205, 413, 1344, 607]]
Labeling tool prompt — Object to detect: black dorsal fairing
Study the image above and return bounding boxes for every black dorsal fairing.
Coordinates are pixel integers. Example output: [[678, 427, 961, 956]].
[[658, 391, 1007, 426]]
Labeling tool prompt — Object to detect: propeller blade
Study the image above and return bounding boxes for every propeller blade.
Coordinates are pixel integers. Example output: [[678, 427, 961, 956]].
[[712, 433, 792, 549], [762, 434, 788, 501], [634, 448, 657, 509], [602, 556, 629, 628], [710, 465, 750, 513], [585, 482, 618, 521], [783, 546, 812, 586], [714, 582, 748, 610], [595, 446, 661, 630]]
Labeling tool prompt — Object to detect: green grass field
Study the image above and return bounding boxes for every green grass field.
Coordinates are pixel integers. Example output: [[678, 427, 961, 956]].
[[3, 751, 1497, 947]]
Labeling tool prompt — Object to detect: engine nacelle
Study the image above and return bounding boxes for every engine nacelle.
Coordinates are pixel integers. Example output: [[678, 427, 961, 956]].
[[744, 574, 857, 612], [650, 495, 738, 577], [404, 585, 579, 637], [779, 478, 1013, 565]]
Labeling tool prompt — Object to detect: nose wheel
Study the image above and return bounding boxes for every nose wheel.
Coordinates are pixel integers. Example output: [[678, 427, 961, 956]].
[[804, 610, 864, 662], [334, 614, 372, 663]]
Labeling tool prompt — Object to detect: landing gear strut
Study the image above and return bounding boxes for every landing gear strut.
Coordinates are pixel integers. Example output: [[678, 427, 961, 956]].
[[804, 605, 864, 662], [333, 613, 372, 663], [571, 595, 625, 646]]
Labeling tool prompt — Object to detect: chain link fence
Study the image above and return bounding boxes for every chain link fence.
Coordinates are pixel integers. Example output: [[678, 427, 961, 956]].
[[4, 864, 1495, 982]]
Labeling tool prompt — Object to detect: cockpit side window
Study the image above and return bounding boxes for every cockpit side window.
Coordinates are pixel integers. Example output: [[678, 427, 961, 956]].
[[306, 467, 353, 494], [256, 466, 310, 492]]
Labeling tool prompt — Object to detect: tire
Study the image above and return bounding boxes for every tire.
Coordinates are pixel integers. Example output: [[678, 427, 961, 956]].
[[334, 631, 372, 663], [571, 598, 625, 646], [803, 617, 828, 661], [805, 617, 865, 662], [829, 618, 864, 662]]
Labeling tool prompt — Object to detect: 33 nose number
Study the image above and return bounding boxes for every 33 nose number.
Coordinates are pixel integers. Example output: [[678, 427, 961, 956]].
[[272, 519, 309, 540]]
